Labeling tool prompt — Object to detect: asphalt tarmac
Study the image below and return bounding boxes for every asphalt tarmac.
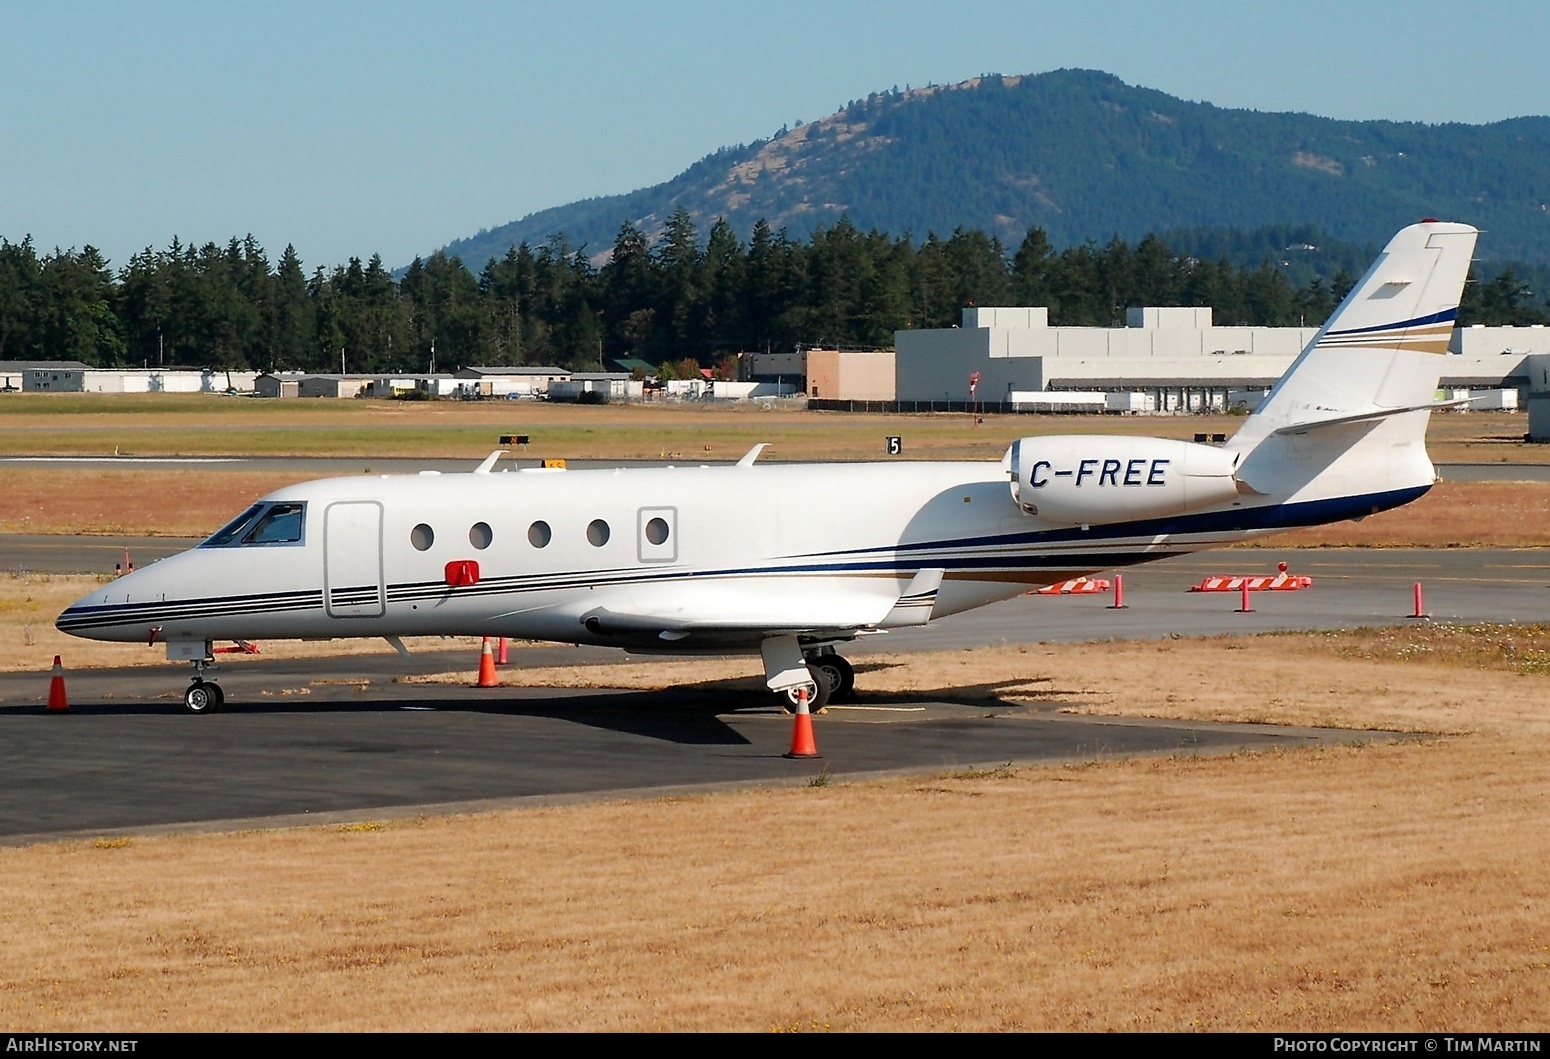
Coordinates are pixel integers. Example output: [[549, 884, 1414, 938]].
[[2, 542, 1538, 841], [1, 677, 1394, 845]]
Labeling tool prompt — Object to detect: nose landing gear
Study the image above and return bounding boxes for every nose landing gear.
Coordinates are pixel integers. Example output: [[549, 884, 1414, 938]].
[[183, 658, 224, 714]]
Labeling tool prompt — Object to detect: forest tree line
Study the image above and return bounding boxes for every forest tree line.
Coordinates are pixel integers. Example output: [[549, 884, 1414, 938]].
[[2, 207, 1546, 376]]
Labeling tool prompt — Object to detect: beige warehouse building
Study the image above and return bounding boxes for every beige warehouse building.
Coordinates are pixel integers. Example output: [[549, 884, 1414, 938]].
[[804, 348, 896, 401]]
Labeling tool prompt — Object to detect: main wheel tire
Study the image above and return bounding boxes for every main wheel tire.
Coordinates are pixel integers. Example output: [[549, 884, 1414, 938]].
[[184, 681, 221, 714], [809, 655, 855, 703], [781, 664, 833, 713]]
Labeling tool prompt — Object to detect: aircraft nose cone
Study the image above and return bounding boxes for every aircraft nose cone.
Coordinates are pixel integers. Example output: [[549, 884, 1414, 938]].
[[56, 581, 130, 641]]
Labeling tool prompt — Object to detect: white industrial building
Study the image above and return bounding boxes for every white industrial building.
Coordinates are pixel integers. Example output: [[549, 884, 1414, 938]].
[[548, 372, 643, 402], [897, 307, 1550, 413], [898, 307, 1316, 411], [454, 366, 571, 397], [1, 363, 258, 393], [80, 368, 258, 393]]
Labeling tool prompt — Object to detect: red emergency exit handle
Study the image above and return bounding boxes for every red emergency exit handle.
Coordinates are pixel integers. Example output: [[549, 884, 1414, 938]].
[[445, 560, 480, 587]]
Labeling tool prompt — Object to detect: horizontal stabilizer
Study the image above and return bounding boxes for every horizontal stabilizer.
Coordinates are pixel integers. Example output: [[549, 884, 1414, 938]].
[[1270, 398, 1472, 436]]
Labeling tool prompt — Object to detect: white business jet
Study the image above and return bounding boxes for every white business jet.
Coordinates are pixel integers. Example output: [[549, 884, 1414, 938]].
[[59, 220, 1477, 713]]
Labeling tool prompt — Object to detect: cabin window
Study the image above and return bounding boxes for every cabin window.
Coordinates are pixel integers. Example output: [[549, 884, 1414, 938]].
[[201, 502, 306, 547], [410, 523, 435, 551], [469, 522, 493, 549], [644, 517, 670, 545], [527, 521, 551, 548], [587, 519, 610, 547]]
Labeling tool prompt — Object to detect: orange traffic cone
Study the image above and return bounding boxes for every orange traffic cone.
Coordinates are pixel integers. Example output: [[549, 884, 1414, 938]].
[[784, 686, 819, 759], [47, 655, 69, 713], [476, 637, 499, 688]]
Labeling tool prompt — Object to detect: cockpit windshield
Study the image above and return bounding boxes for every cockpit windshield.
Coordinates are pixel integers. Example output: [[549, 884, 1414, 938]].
[[201, 502, 307, 547]]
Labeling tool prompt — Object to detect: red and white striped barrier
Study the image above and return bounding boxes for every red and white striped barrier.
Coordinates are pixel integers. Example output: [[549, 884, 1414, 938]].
[[1039, 577, 1113, 595], [1189, 573, 1312, 593]]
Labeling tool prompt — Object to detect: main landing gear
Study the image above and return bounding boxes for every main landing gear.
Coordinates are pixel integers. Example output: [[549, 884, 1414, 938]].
[[804, 651, 855, 705], [184, 658, 224, 714], [762, 635, 857, 713]]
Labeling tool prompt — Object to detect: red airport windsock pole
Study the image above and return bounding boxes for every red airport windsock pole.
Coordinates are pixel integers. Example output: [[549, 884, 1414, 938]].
[[47, 656, 69, 713], [784, 686, 820, 759], [476, 637, 499, 687]]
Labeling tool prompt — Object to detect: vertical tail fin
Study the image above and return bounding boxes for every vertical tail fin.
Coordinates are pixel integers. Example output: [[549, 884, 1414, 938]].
[[1229, 220, 1477, 450]]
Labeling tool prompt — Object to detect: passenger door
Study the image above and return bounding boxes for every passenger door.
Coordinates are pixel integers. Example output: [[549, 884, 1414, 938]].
[[325, 501, 385, 617]]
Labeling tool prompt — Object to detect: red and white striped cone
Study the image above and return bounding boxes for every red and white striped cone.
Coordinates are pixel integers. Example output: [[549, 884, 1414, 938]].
[[46, 655, 69, 713], [784, 686, 819, 759], [476, 637, 499, 687]]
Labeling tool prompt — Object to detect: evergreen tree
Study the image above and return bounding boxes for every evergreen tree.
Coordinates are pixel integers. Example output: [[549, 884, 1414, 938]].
[[655, 205, 703, 357], [38, 246, 125, 365], [701, 217, 746, 352], [0, 237, 43, 361], [1009, 228, 1056, 315], [270, 245, 314, 370]]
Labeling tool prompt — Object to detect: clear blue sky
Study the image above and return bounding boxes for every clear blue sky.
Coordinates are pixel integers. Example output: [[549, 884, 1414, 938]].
[[3, 1, 1547, 271]]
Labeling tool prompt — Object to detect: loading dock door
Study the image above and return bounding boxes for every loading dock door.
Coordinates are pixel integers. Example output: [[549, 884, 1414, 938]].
[[325, 501, 385, 617]]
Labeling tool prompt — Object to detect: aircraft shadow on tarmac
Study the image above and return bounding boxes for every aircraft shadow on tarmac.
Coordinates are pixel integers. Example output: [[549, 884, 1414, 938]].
[[21, 664, 1074, 746]]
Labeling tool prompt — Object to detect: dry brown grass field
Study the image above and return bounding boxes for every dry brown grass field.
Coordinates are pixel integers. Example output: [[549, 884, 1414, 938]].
[[2, 630, 1549, 1031], [3, 395, 1545, 542], [0, 392, 1541, 463]]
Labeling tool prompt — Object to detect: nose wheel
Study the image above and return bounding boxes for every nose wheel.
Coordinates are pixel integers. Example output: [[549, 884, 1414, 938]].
[[184, 680, 224, 714], [183, 658, 224, 714]]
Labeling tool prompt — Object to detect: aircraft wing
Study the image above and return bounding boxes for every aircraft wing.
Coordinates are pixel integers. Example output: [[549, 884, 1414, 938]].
[[572, 569, 944, 644]]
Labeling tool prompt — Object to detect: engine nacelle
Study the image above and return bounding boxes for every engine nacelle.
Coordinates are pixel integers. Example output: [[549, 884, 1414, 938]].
[[1006, 435, 1242, 527]]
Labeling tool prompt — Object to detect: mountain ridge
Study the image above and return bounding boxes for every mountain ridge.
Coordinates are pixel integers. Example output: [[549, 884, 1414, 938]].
[[438, 69, 1550, 267]]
